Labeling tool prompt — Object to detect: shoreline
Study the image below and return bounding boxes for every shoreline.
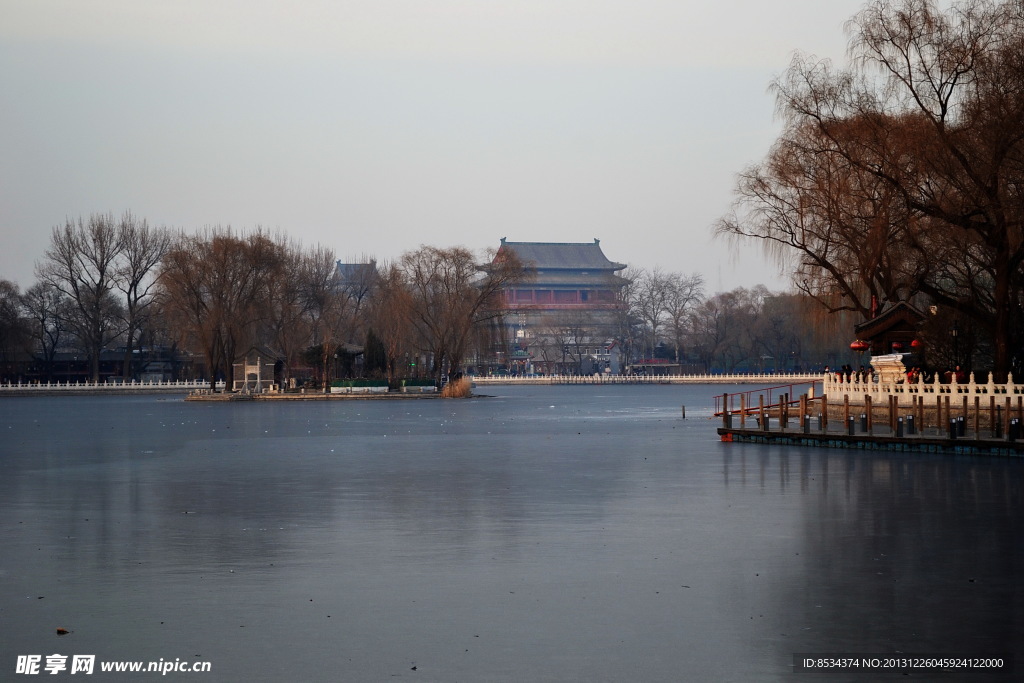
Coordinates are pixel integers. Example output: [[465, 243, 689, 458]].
[[184, 391, 444, 402]]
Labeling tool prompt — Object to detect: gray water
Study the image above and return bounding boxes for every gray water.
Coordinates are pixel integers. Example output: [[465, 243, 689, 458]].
[[1, 386, 1020, 682]]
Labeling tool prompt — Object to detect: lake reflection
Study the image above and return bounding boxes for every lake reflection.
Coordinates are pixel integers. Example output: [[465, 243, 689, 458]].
[[1, 387, 1020, 681]]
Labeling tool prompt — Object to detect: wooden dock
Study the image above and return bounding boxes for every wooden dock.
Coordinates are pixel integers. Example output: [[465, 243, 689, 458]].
[[714, 385, 1024, 457], [717, 419, 1024, 457]]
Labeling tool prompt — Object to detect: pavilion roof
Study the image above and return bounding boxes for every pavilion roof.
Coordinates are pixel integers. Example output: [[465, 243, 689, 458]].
[[854, 301, 926, 339]]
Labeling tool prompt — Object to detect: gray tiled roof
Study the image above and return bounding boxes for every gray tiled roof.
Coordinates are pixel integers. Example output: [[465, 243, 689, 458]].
[[497, 239, 626, 271]]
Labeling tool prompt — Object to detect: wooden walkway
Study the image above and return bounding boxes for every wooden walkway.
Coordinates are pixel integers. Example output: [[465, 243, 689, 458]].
[[717, 420, 1024, 457]]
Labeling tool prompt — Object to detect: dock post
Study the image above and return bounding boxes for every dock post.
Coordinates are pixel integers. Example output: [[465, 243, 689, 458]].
[[847, 416, 855, 435], [988, 396, 995, 437], [949, 418, 957, 439], [758, 395, 766, 431], [907, 414, 915, 435], [896, 417, 904, 437], [739, 394, 745, 429], [681, 405, 686, 419], [822, 395, 828, 431], [976, 396, 982, 437], [995, 405, 1003, 439], [865, 395, 873, 433], [721, 393, 729, 428]]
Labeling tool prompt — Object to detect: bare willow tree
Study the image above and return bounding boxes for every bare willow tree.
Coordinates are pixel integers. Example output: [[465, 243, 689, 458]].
[[399, 245, 524, 382], [262, 236, 317, 385], [37, 214, 125, 382], [301, 245, 352, 390], [366, 262, 413, 383], [719, 117, 926, 319], [158, 228, 286, 389], [718, 0, 1024, 377]]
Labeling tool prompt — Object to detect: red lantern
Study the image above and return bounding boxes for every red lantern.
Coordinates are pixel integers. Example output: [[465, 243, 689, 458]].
[[850, 340, 869, 352], [911, 339, 922, 349], [891, 341, 904, 351]]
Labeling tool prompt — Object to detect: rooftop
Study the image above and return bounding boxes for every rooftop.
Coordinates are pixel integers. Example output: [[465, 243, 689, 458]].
[[496, 239, 626, 272]]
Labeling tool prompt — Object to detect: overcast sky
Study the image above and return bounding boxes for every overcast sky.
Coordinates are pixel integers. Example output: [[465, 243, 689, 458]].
[[0, 0, 867, 293]]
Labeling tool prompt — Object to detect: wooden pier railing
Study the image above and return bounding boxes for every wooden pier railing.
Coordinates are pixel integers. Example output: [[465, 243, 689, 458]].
[[716, 372, 1024, 435]]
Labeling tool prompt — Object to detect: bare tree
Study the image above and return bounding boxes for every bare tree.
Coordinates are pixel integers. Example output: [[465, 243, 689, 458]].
[[300, 245, 354, 389], [157, 228, 285, 390], [0, 280, 30, 379], [687, 288, 765, 372], [261, 236, 318, 385], [20, 282, 70, 382], [366, 262, 413, 383], [663, 272, 705, 363], [399, 245, 524, 382], [633, 268, 670, 359], [115, 213, 170, 379], [612, 266, 643, 368], [36, 214, 125, 382], [719, 117, 925, 319], [719, 0, 1024, 377]]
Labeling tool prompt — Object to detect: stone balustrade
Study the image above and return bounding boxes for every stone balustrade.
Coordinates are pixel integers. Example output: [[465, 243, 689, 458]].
[[823, 371, 1024, 407], [0, 379, 225, 393]]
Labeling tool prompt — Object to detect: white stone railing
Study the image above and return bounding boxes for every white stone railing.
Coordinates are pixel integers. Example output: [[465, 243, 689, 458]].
[[823, 372, 1024, 407], [0, 379, 226, 392], [473, 372, 821, 385]]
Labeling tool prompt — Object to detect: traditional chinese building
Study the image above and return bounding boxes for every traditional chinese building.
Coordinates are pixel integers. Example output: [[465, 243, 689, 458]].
[[853, 301, 926, 356], [850, 301, 927, 383], [488, 239, 629, 374]]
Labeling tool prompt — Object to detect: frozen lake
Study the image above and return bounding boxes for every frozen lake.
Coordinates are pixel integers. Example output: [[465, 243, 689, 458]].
[[1, 385, 1020, 681]]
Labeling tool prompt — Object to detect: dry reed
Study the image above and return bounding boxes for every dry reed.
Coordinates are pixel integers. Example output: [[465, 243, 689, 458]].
[[440, 377, 473, 398]]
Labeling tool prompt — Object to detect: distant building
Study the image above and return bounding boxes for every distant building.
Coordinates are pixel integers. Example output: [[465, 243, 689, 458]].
[[334, 260, 378, 305], [488, 239, 629, 374], [333, 260, 378, 356]]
